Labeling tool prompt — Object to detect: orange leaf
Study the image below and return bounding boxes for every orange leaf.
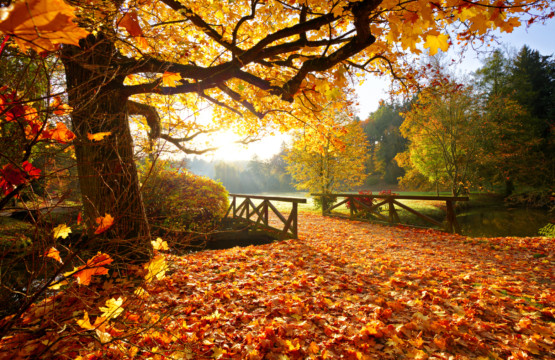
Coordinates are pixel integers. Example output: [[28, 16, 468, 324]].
[[50, 96, 73, 115], [87, 132, 112, 141], [0, 0, 89, 53], [94, 214, 114, 234], [162, 71, 182, 87], [119, 10, 143, 37], [49, 122, 76, 143], [44, 247, 62, 263], [66, 252, 113, 285]]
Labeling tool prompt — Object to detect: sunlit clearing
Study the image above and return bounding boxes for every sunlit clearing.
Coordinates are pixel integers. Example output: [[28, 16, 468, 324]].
[[208, 131, 287, 161]]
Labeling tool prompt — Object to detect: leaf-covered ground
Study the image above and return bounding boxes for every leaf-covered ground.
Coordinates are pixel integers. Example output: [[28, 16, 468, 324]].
[[1, 213, 553, 359], [136, 214, 554, 359]]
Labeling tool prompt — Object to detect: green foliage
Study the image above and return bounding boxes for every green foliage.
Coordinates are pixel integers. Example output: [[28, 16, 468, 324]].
[[538, 223, 555, 238], [475, 46, 555, 193], [397, 73, 483, 196], [361, 101, 408, 184], [140, 161, 229, 231]]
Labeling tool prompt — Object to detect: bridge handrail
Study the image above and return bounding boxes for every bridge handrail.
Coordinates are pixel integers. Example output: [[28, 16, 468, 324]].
[[311, 192, 468, 234], [228, 193, 307, 203], [311, 193, 468, 201], [225, 194, 307, 239]]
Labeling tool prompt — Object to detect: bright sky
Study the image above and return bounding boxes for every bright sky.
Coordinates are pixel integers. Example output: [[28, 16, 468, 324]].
[[198, 19, 555, 162]]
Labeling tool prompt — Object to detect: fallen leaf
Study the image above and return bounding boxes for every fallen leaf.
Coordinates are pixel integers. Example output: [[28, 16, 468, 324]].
[[44, 247, 63, 263], [94, 214, 114, 234], [53, 224, 71, 239], [87, 132, 112, 142]]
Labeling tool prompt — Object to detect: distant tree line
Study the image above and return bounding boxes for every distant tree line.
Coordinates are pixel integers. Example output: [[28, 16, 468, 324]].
[[360, 45, 554, 202], [186, 150, 295, 194]]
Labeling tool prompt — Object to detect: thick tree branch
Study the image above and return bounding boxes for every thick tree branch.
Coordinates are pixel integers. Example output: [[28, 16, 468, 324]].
[[127, 100, 161, 140], [127, 100, 219, 154], [159, 134, 218, 155], [219, 84, 265, 119]]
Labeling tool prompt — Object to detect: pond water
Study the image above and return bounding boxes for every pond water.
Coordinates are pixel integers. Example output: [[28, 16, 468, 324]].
[[457, 206, 551, 238]]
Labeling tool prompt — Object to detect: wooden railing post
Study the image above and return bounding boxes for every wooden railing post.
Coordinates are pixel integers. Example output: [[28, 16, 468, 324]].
[[232, 195, 236, 218], [263, 200, 268, 226], [388, 197, 400, 223], [445, 200, 461, 234], [291, 202, 298, 238]]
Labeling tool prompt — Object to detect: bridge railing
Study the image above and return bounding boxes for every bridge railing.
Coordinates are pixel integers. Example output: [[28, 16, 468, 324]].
[[224, 194, 307, 239], [312, 193, 469, 234]]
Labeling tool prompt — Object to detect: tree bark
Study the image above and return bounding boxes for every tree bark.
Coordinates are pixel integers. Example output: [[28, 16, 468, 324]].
[[61, 34, 150, 258]]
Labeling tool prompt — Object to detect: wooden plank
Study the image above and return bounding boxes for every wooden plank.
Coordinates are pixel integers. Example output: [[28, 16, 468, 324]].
[[445, 200, 461, 234], [236, 198, 248, 219], [229, 193, 307, 203], [267, 201, 288, 225], [392, 199, 443, 227], [253, 200, 267, 229], [388, 201, 400, 223], [291, 203, 298, 238], [263, 200, 268, 226], [353, 198, 389, 222], [224, 196, 235, 219], [325, 197, 350, 213], [247, 198, 264, 220], [312, 193, 469, 202]]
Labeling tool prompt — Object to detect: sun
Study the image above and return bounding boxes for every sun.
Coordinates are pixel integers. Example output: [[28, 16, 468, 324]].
[[206, 130, 287, 162]]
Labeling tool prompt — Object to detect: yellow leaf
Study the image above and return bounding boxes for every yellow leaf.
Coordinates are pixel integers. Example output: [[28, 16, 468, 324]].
[[162, 71, 182, 87], [95, 329, 112, 343], [48, 279, 68, 290], [423, 34, 449, 55], [151, 237, 169, 251], [94, 214, 114, 234], [87, 132, 112, 142], [99, 297, 124, 319], [144, 255, 168, 282], [44, 247, 62, 264], [0, 0, 88, 53], [211, 347, 225, 359], [53, 224, 71, 239], [76, 310, 95, 330]]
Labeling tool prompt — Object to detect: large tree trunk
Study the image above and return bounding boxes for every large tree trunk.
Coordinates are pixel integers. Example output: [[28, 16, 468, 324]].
[[61, 34, 150, 258]]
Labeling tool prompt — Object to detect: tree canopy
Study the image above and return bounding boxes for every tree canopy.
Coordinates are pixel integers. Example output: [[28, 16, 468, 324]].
[[0, 0, 553, 244]]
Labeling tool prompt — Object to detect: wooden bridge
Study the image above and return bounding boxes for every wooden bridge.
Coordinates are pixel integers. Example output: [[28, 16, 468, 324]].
[[224, 194, 307, 239], [312, 193, 469, 234]]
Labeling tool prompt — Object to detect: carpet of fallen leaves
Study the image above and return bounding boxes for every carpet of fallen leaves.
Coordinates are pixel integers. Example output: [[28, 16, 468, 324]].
[[1, 213, 554, 359]]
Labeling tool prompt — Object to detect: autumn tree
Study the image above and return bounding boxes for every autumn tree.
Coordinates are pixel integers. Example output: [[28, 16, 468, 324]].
[[397, 77, 483, 196], [285, 113, 369, 206], [1, 0, 553, 255]]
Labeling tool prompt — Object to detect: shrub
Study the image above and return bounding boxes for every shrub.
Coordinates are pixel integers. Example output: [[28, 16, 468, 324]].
[[539, 223, 555, 238], [141, 162, 229, 232], [346, 190, 398, 212]]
